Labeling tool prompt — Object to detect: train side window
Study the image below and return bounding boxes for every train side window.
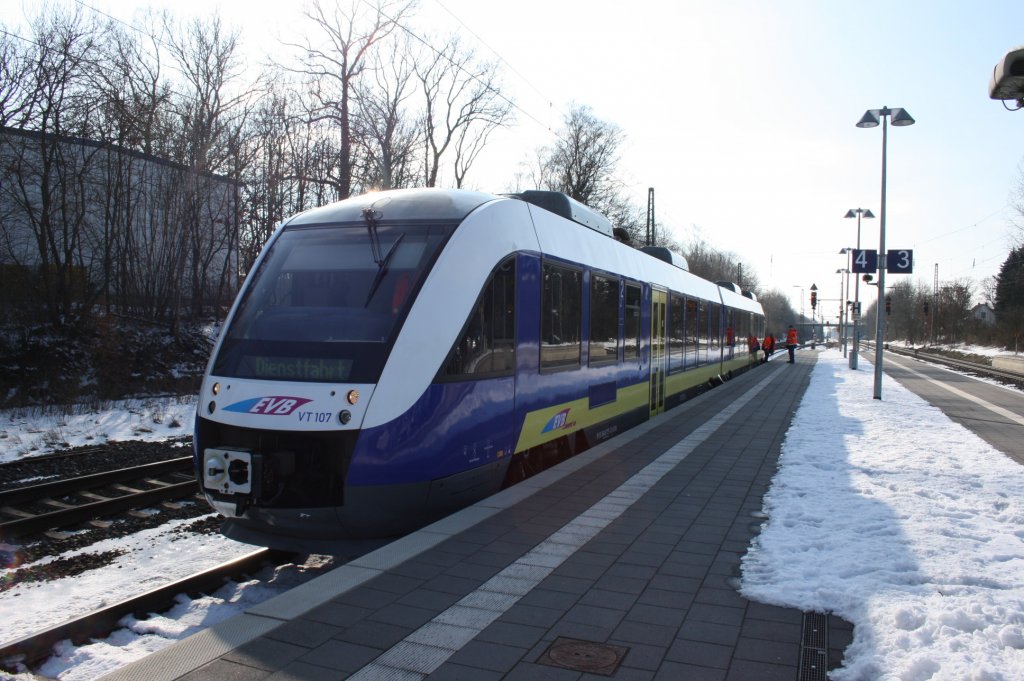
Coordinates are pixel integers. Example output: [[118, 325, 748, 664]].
[[708, 302, 721, 359], [589, 274, 619, 366], [541, 262, 582, 370], [669, 292, 685, 372], [685, 297, 698, 368], [441, 257, 516, 380], [702, 300, 711, 364], [623, 283, 641, 361], [737, 311, 753, 348], [723, 307, 734, 359]]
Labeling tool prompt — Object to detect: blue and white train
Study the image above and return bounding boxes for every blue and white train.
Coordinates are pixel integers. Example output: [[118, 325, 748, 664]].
[[194, 188, 764, 549]]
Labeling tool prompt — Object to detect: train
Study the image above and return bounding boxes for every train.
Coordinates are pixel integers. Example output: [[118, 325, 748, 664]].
[[194, 188, 765, 550]]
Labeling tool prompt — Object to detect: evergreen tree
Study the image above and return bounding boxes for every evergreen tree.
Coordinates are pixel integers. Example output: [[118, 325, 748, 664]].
[[994, 245, 1024, 347]]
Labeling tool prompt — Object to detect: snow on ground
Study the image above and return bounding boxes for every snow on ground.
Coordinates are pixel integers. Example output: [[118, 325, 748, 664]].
[[0, 514, 259, 639], [33, 555, 334, 681], [742, 349, 1024, 680], [3, 349, 1024, 679], [0, 396, 198, 464]]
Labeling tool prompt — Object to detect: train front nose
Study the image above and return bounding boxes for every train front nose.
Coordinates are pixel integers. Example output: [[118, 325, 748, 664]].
[[196, 414, 361, 536]]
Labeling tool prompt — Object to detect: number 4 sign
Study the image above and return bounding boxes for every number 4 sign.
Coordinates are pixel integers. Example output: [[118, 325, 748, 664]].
[[886, 249, 913, 274], [851, 249, 877, 274]]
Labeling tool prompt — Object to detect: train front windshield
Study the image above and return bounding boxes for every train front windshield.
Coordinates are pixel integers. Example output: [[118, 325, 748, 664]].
[[212, 222, 453, 383]]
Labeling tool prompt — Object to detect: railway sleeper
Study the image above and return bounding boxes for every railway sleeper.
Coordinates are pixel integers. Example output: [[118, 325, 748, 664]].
[[40, 498, 75, 509]]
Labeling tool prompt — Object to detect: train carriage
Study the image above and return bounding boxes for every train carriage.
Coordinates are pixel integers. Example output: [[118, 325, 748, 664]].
[[194, 188, 764, 550]]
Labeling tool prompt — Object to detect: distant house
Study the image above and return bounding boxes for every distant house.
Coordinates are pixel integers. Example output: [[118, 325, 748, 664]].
[[972, 303, 996, 326]]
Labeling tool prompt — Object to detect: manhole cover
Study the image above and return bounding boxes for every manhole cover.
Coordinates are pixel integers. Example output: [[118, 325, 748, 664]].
[[538, 637, 629, 675]]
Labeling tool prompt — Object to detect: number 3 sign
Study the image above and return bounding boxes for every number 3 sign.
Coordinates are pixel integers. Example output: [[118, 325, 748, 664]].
[[886, 249, 913, 274]]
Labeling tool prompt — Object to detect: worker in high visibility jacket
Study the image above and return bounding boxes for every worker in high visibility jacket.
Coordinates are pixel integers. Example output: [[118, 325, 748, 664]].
[[786, 326, 799, 364]]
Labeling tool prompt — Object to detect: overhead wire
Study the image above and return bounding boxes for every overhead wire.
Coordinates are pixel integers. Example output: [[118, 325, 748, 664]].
[[356, 0, 557, 135], [430, 0, 563, 122]]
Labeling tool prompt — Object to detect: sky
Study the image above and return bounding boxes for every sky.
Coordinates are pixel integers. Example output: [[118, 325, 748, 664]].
[[6, 0, 1024, 309], [3, 347, 1024, 679]]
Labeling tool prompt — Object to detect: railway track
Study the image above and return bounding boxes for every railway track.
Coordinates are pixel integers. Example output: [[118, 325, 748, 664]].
[[0, 547, 293, 673], [861, 342, 1024, 386], [0, 456, 198, 539]]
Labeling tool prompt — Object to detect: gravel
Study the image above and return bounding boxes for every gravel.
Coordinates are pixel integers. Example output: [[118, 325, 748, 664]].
[[1, 438, 216, 580], [0, 438, 194, 492]]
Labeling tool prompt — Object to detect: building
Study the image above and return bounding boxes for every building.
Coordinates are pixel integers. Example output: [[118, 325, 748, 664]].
[[972, 303, 996, 326], [0, 125, 241, 320]]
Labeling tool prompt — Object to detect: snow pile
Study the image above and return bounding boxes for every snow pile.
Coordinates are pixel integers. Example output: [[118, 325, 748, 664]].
[[742, 350, 1024, 680]]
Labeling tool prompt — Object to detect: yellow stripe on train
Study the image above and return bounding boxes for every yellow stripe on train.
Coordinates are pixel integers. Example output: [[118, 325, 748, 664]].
[[514, 353, 759, 454]]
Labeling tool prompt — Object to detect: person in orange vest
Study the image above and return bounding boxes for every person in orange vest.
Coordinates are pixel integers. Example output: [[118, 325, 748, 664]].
[[786, 325, 799, 363], [762, 333, 775, 363], [747, 334, 759, 355]]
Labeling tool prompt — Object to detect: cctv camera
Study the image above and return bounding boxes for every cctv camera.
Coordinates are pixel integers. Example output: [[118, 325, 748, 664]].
[[990, 45, 1024, 102]]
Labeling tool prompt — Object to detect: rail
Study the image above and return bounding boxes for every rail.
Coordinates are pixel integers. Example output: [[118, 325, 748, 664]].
[[0, 548, 291, 672], [861, 342, 1024, 386], [0, 457, 197, 539]]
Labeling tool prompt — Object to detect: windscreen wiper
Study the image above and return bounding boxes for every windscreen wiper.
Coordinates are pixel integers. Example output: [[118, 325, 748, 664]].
[[363, 207, 385, 266], [364, 233, 404, 307]]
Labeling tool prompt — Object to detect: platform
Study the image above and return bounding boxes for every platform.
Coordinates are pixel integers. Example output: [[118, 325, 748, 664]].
[[101, 351, 851, 681]]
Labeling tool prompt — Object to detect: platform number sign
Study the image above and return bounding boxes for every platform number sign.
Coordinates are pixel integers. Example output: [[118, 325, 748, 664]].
[[850, 249, 878, 274], [886, 249, 913, 274]]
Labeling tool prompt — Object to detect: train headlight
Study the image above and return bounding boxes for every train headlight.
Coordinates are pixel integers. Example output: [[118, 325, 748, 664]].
[[347, 389, 360, 405], [339, 410, 352, 425], [212, 382, 220, 395]]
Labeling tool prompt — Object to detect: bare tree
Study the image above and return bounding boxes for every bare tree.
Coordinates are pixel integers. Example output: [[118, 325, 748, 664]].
[[0, 26, 38, 127], [165, 13, 251, 328], [757, 289, 801, 331], [87, 18, 176, 316], [92, 15, 174, 157], [414, 34, 513, 188], [285, 0, 415, 200], [541, 104, 623, 206], [1011, 162, 1024, 248], [352, 33, 421, 190], [0, 7, 104, 325], [682, 238, 760, 292]]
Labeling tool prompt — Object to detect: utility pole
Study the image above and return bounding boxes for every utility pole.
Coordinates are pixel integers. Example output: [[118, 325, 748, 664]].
[[646, 187, 655, 246]]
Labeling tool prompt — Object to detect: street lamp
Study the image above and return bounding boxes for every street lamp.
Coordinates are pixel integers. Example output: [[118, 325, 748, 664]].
[[856, 106, 915, 400], [791, 285, 804, 322], [843, 208, 875, 370], [835, 267, 850, 357]]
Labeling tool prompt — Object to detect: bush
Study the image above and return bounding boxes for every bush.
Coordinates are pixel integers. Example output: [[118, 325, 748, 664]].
[[0, 316, 213, 409]]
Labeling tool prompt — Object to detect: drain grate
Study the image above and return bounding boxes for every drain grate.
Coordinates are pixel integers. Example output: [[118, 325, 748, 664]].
[[537, 637, 629, 676], [798, 611, 830, 681]]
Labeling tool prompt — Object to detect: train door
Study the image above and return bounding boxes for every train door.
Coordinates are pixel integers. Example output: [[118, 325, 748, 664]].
[[650, 288, 668, 416]]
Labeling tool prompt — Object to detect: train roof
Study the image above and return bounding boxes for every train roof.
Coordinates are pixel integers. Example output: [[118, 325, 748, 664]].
[[642, 247, 689, 271], [285, 188, 497, 226], [276, 188, 764, 316], [507, 190, 614, 237]]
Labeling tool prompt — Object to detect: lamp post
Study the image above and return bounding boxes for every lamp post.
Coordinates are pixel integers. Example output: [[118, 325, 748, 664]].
[[810, 283, 818, 344], [843, 209, 875, 370], [856, 106, 915, 400], [836, 267, 850, 357]]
